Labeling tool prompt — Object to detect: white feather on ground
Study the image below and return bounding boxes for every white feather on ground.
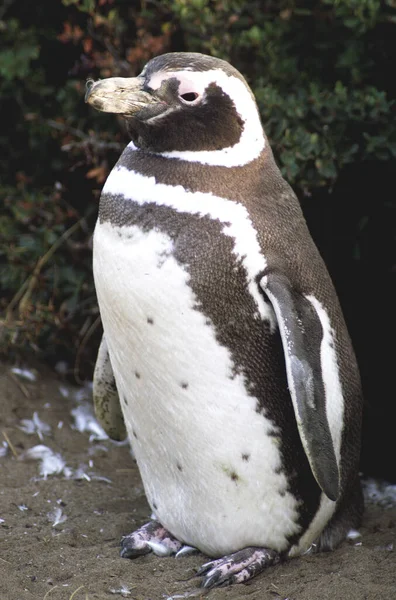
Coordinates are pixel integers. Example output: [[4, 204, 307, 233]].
[[19, 445, 67, 479], [47, 507, 67, 527], [18, 412, 51, 440], [19, 444, 112, 483], [109, 585, 133, 597], [11, 367, 37, 382], [0, 442, 8, 457], [362, 478, 396, 508], [71, 403, 108, 441]]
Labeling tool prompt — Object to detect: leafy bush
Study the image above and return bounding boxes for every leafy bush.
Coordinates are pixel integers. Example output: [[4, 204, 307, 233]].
[[1, 0, 395, 380]]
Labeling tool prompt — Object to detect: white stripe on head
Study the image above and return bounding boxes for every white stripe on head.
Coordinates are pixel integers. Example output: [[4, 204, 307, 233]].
[[146, 69, 265, 167], [102, 165, 276, 328]]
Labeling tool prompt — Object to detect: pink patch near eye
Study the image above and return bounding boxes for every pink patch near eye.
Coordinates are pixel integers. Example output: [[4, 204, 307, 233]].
[[177, 76, 201, 101]]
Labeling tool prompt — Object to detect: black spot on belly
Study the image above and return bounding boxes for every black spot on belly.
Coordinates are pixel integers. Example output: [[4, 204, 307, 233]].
[[279, 490, 286, 498], [132, 429, 138, 439], [242, 453, 250, 462], [123, 396, 129, 406], [274, 465, 283, 475], [180, 382, 189, 389], [135, 371, 141, 379], [147, 317, 154, 325], [230, 471, 239, 482], [153, 501, 158, 510], [176, 463, 183, 472], [267, 429, 279, 437]]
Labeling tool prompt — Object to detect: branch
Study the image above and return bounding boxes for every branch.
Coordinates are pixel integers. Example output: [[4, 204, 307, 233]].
[[5, 218, 87, 322], [46, 119, 125, 153]]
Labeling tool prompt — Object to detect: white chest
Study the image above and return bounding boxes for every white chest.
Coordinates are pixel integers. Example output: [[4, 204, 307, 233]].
[[93, 219, 301, 556]]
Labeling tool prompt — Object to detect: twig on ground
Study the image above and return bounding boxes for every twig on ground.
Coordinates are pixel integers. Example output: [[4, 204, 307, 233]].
[[43, 585, 59, 599], [8, 372, 30, 398], [2, 430, 19, 458], [69, 585, 85, 600]]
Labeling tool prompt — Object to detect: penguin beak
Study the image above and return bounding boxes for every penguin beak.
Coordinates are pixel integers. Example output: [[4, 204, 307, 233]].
[[85, 77, 161, 115]]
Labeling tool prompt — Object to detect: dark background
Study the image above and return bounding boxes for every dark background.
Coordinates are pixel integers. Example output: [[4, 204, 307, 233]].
[[1, 0, 395, 481]]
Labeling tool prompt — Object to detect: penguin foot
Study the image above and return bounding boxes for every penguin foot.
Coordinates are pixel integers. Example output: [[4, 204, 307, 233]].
[[196, 546, 280, 588], [120, 520, 183, 558]]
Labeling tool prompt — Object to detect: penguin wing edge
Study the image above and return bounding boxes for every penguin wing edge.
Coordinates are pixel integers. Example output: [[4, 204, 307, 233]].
[[260, 271, 340, 502], [93, 334, 127, 441]]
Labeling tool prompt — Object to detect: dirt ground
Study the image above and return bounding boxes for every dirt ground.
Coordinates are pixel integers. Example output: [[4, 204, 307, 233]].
[[1, 361, 395, 600]]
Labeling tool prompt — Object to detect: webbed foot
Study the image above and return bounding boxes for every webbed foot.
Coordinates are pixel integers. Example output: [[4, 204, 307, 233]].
[[120, 520, 196, 559], [196, 546, 281, 587]]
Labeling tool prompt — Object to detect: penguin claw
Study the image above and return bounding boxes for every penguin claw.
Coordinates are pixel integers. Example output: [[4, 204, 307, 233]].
[[195, 559, 220, 577], [147, 540, 174, 556], [121, 523, 280, 587], [120, 520, 183, 559], [176, 545, 199, 558], [197, 547, 281, 588]]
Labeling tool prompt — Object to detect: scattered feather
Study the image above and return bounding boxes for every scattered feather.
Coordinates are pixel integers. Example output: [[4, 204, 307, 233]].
[[18, 504, 28, 511], [71, 403, 108, 441], [109, 585, 133, 597], [0, 442, 8, 458], [111, 437, 130, 447], [91, 475, 112, 483], [0, 518, 4, 524], [55, 361, 69, 376], [11, 367, 36, 382], [63, 465, 74, 479], [62, 463, 111, 484], [375, 543, 394, 552], [164, 591, 203, 600], [347, 529, 361, 540], [48, 507, 67, 527], [18, 412, 51, 440], [71, 466, 91, 481], [73, 384, 92, 403], [362, 478, 396, 508], [20, 445, 66, 479], [58, 385, 70, 398], [88, 444, 108, 456]]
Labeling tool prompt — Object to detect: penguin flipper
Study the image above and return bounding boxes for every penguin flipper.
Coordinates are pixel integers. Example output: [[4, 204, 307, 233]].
[[260, 271, 340, 501], [93, 334, 127, 441]]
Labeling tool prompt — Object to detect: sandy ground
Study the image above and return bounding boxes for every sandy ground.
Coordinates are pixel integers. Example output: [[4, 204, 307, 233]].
[[1, 361, 395, 600]]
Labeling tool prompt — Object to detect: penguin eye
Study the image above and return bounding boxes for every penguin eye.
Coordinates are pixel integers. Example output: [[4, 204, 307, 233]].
[[180, 92, 199, 102]]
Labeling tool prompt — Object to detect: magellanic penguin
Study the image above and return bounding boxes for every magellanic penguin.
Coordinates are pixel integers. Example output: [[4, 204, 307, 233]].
[[86, 52, 363, 587]]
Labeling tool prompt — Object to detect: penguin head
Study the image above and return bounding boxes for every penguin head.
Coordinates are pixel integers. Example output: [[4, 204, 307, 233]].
[[85, 52, 264, 157]]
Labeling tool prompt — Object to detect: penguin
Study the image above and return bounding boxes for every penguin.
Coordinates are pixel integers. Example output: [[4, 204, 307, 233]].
[[85, 52, 363, 587]]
